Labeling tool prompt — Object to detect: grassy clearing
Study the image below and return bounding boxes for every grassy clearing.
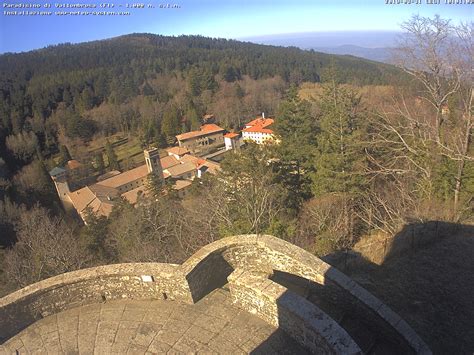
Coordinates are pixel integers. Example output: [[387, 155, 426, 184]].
[[86, 134, 169, 170], [299, 82, 324, 101], [54, 133, 170, 172], [298, 82, 394, 106], [113, 136, 144, 166], [86, 134, 145, 168]]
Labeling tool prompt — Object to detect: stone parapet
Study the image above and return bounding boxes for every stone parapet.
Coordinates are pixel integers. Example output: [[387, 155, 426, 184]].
[[0, 234, 431, 354], [228, 269, 362, 354], [182, 234, 431, 354], [0, 263, 191, 343]]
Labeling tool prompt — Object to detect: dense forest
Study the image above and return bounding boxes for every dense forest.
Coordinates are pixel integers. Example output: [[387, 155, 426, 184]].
[[0, 34, 401, 142], [0, 33, 404, 206], [0, 15, 472, 315]]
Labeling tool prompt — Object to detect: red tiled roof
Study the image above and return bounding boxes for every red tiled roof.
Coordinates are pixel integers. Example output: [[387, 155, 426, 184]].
[[160, 155, 180, 169], [179, 154, 200, 167], [97, 165, 149, 189], [197, 160, 221, 174], [243, 117, 274, 134], [245, 117, 274, 128], [67, 184, 119, 218], [224, 133, 239, 138], [68, 186, 97, 214], [201, 123, 223, 132], [66, 160, 82, 170], [176, 124, 225, 141], [166, 146, 189, 156], [165, 161, 196, 178], [97, 170, 121, 182], [87, 198, 115, 219], [121, 185, 149, 204]]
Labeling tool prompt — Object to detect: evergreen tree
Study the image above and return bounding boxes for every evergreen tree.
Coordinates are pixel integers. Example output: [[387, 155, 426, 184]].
[[202, 68, 217, 92], [189, 68, 203, 96], [142, 82, 154, 96], [142, 120, 157, 145], [82, 208, 111, 262], [186, 107, 201, 131], [234, 83, 245, 99], [274, 85, 318, 208], [77, 86, 95, 112], [311, 81, 368, 196], [224, 66, 240, 82], [65, 114, 96, 141], [188, 67, 217, 96], [146, 173, 176, 199], [161, 105, 180, 139], [62, 88, 73, 106], [105, 140, 120, 171], [275, 85, 317, 168], [155, 133, 168, 149], [216, 143, 288, 235], [58, 145, 72, 166], [94, 152, 105, 174]]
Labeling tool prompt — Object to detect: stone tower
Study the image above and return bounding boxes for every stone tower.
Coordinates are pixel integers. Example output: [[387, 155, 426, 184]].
[[144, 148, 164, 179], [49, 166, 73, 210]]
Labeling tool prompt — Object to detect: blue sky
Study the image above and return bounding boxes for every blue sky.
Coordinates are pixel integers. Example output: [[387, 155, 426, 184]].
[[0, 0, 472, 53]]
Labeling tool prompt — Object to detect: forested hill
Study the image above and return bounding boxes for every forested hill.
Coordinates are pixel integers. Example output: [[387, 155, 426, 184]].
[[0, 34, 404, 148], [1, 34, 399, 84], [0, 34, 404, 177]]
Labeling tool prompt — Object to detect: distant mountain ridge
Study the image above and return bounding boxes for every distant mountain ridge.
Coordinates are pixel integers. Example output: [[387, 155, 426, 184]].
[[312, 45, 394, 64], [241, 31, 400, 64]]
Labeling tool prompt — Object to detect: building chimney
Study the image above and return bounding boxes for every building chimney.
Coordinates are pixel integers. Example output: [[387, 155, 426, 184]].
[[262, 112, 265, 119]]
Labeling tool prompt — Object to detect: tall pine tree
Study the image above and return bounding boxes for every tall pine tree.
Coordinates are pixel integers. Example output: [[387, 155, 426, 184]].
[[94, 152, 105, 174], [311, 79, 368, 196], [105, 140, 120, 171], [274, 85, 318, 209], [161, 105, 180, 140], [58, 145, 72, 166]]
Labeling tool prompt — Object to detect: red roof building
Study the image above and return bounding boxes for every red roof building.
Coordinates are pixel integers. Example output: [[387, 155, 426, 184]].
[[242, 116, 276, 145], [66, 159, 83, 170], [175, 124, 225, 153]]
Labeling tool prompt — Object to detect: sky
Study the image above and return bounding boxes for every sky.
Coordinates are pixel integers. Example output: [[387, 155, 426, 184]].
[[0, 0, 472, 53]]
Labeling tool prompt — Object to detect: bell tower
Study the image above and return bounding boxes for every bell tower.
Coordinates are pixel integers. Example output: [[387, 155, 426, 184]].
[[144, 148, 164, 179], [49, 166, 73, 211]]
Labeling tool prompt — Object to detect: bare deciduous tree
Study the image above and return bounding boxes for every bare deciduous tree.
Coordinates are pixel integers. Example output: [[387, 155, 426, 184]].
[[211, 144, 287, 235], [366, 15, 473, 220], [296, 194, 358, 256], [5, 131, 39, 161], [3, 206, 91, 288], [395, 15, 461, 142], [106, 195, 218, 264]]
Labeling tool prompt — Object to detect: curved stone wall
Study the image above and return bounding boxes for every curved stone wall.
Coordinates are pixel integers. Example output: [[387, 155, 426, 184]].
[[181, 235, 431, 354], [0, 234, 431, 354], [0, 263, 191, 343], [228, 269, 361, 354]]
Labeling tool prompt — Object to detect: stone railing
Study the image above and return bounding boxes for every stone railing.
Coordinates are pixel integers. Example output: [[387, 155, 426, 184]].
[[0, 263, 191, 343], [228, 269, 361, 354], [0, 234, 431, 354], [182, 235, 431, 354]]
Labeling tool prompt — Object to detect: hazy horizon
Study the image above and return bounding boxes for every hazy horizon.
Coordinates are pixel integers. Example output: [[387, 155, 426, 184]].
[[240, 30, 401, 49]]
